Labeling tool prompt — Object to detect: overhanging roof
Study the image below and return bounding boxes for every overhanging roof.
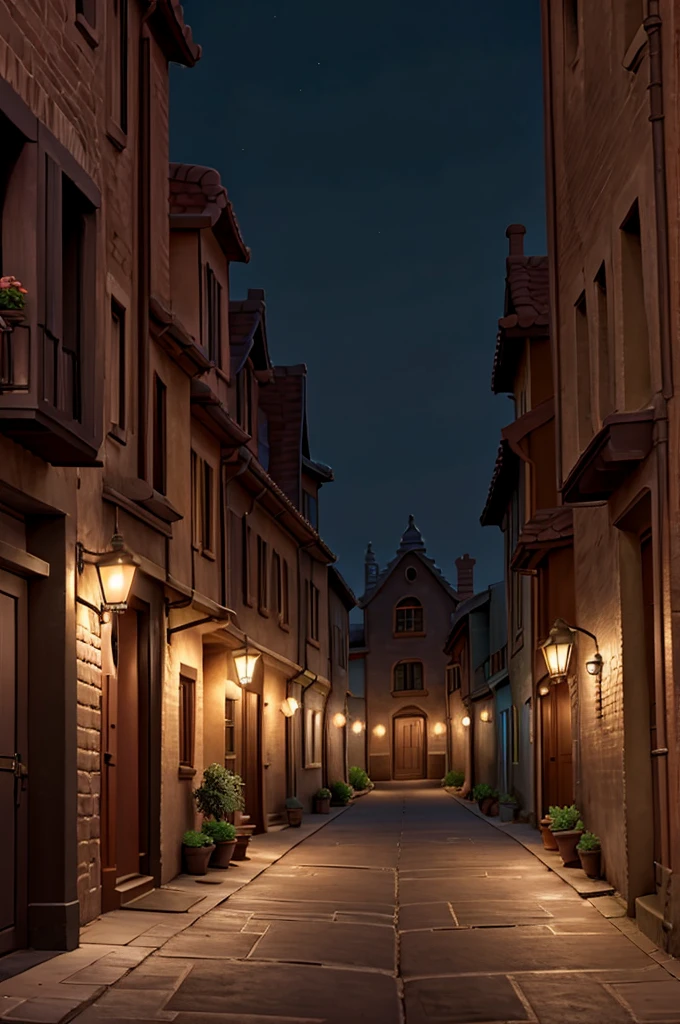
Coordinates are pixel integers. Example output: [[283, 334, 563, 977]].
[[561, 409, 655, 505]]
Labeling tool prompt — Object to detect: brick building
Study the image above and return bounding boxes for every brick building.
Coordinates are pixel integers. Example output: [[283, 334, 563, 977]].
[[0, 0, 350, 955]]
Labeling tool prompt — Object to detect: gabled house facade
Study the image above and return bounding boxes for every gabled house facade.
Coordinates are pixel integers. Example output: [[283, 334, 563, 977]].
[[357, 517, 472, 782]]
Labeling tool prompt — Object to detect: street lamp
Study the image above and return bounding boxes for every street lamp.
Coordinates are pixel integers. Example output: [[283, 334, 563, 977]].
[[480, 709, 492, 724], [76, 519, 139, 614], [461, 715, 471, 728], [540, 617, 602, 684], [351, 720, 364, 735], [332, 712, 347, 728], [233, 642, 260, 686]]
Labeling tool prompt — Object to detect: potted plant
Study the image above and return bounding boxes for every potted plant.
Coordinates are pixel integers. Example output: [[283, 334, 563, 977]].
[[314, 787, 332, 814], [498, 793, 517, 823], [201, 819, 237, 868], [472, 783, 497, 816], [577, 831, 602, 878], [0, 276, 27, 327], [193, 763, 245, 821], [349, 766, 371, 791], [232, 829, 253, 861], [549, 805, 584, 867], [442, 770, 465, 789], [540, 814, 559, 851], [286, 797, 304, 827], [330, 780, 353, 806], [182, 830, 215, 875]]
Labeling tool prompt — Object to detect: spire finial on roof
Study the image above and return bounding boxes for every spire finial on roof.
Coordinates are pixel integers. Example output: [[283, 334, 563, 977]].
[[398, 515, 426, 553], [365, 542, 376, 563]]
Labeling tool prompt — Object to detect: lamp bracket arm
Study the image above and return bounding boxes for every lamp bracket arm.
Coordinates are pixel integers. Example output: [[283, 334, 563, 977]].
[[566, 622, 600, 650]]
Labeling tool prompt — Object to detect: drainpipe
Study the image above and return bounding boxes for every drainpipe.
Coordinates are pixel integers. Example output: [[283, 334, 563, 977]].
[[645, 1, 672, 870], [137, 2, 156, 481]]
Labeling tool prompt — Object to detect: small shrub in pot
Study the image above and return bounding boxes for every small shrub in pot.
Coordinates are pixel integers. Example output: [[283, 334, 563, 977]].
[[549, 805, 584, 866], [286, 797, 304, 827], [577, 831, 602, 878], [202, 819, 237, 869], [442, 770, 465, 789], [314, 787, 332, 814], [349, 766, 371, 791], [193, 763, 245, 820], [472, 783, 498, 816], [182, 830, 214, 875], [330, 780, 353, 806]]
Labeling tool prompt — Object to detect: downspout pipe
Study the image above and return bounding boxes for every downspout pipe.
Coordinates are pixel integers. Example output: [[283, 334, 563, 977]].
[[645, 0, 672, 870], [137, 2, 156, 481]]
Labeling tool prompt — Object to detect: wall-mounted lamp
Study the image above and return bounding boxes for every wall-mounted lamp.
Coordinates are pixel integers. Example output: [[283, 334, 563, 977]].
[[541, 617, 602, 683], [233, 642, 260, 686], [461, 715, 471, 728], [351, 720, 364, 735], [433, 722, 446, 736], [538, 681, 551, 697], [280, 696, 299, 717], [76, 516, 139, 615], [480, 709, 492, 724], [332, 712, 347, 728], [373, 724, 386, 738]]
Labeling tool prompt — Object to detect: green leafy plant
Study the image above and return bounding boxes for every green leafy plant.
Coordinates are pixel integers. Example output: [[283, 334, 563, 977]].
[[316, 787, 332, 799], [472, 783, 497, 801], [577, 831, 601, 852], [349, 766, 371, 791], [499, 793, 517, 805], [286, 797, 303, 809], [0, 276, 27, 311], [330, 780, 353, 805], [193, 763, 245, 820], [201, 820, 236, 843], [182, 829, 213, 848], [549, 804, 583, 832], [442, 770, 465, 788]]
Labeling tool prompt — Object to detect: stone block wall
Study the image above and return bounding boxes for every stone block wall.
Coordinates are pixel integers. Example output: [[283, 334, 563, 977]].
[[76, 603, 102, 925]]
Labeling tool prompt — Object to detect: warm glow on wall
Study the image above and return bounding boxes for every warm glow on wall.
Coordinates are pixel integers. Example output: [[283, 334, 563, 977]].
[[433, 722, 446, 736], [538, 681, 550, 697], [480, 709, 491, 723], [280, 697, 299, 717], [373, 724, 386, 738], [461, 715, 471, 728], [332, 712, 347, 728], [351, 721, 364, 735]]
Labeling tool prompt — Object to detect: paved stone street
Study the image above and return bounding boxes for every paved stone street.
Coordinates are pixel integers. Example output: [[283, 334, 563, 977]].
[[57, 785, 680, 1023]]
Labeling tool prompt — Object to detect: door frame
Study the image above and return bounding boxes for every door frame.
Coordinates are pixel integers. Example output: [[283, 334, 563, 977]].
[[392, 707, 427, 780], [0, 570, 28, 954]]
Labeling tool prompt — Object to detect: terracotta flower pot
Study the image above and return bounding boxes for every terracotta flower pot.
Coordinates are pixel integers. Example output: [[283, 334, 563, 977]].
[[210, 839, 237, 869], [540, 817, 559, 851], [314, 797, 331, 814], [287, 808, 303, 827], [183, 843, 215, 876], [487, 799, 499, 817], [232, 833, 251, 861], [553, 829, 583, 867], [578, 847, 602, 879], [479, 797, 494, 815], [0, 309, 25, 328]]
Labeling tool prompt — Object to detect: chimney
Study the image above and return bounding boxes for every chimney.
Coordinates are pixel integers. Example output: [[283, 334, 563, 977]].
[[455, 554, 476, 600], [506, 224, 526, 257]]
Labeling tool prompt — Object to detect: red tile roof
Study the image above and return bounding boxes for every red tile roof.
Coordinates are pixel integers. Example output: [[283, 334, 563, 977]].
[[229, 290, 272, 377], [149, 1, 201, 67], [169, 163, 250, 263], [480, 440, 519, 528], [511, 507, 574, 573]]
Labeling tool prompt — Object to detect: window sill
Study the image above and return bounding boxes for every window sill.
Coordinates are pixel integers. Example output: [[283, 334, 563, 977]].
[[178, 765, 196, 781], [75, 13, 99, 48], [304, 762, 322, 770], [108, 424, 127, 446], [106, 120, 127, 152], [306, 637, 321, 649], [392, 689, 429, 698], [393, 631, 426, 639]]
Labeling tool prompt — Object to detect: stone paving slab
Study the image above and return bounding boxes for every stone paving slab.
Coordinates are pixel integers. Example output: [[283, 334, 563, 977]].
[[252, 918, 396, 972], [404, 974, 531, 1023]]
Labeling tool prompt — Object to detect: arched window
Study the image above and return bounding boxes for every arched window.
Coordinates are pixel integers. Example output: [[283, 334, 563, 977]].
[[395, 596, 423, 634], [394, 661, 424, 692]]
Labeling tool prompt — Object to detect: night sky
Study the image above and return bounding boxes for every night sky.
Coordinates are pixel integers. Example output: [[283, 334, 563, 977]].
[[170, 1, 546, 603]]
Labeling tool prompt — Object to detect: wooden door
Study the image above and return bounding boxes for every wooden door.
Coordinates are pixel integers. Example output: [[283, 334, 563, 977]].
[[0, 571, 27, 954], [393, 716, 425, 780], [641, 532, 662, 871], [243, 690, 263, 832], [541, 679, 572, 813], [116, 610, 141, 880]]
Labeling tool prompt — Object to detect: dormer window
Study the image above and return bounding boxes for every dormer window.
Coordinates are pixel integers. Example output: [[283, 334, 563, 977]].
[[303, 490, 318, 530], [395, 597, 423, 635], [205, 264, 222, 366], [236, 367, 252, 434]]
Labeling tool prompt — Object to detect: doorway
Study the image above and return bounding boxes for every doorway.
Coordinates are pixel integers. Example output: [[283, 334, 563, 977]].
[[101, 602, 154, 910], [242, 690, 263, 833], [641, 529, 663, 878], [540, 678, 573, 814], [0, 571, 27, 954], [393, 714, 426, 780]]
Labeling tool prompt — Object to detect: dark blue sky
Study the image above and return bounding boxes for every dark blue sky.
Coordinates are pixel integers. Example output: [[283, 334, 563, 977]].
[[170, 1, 546, 601]]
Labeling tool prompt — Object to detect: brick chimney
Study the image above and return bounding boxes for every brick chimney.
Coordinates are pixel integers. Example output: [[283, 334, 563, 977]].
[[455, 554, 476, 600], [506, 223, 526, 256]]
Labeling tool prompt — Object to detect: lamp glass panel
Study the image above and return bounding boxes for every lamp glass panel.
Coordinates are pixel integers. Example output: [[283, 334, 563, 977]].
[[542, 640, 572, 678], [97, 560, 136, 609], [234, 651, 260, 685]]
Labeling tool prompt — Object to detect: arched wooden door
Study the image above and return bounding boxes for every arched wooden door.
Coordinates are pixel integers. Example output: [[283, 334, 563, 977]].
[[540, 678, 572, 813], [393, 713, 426, 780]]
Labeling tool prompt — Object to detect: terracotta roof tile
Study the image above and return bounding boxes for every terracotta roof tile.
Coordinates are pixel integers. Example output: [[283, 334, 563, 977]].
[[480, 440, 519, 528], [511, 507, 574, 573], [169, 163, 250, 263], [149, 0, 201, 67]]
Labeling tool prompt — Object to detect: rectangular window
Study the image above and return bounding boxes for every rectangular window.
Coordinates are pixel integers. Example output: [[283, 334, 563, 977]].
[[272, 552, 284, 623], [574, 292, 592, 449], [335, 620, 347, 669], [564, 0, 579, 64], [394, 662, 423, 691], [242, 518, 253, 606], [303, 490, 318, 530], [110, 298, 126, 430], [595, 263, 613, 421], [224, 698, 236, 771], [396, 605, 424, 633], [205, 264, 222, 365], [257, 535, 268, 613], [236, 370, 252, 434], [447, 664, 462, 692], [179, 673, 195, 770], [152, 373, 167, 494], [621, 201, 651, 409], [511, 705, 520, 764], [107, 0, 128, 140], [281, 559, 290, 625], [307, 581, 320, 641], [201, 460, 214, 554], [304, 708, 323, 767], [190, 450, 200, 550], [258, 408, 270, 470]]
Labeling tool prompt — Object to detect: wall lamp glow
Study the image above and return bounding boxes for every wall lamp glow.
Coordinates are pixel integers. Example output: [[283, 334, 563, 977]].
[[233, 643, 260, 686], [76, 514, 139, 615], [541, 618, 602, 683], [373, 724, 386, 738], [332, 712, 347, 728], [281, 696, 299, 717], [461, 715, 471, 728], [351, 720, 365, 735], [433, 722, 446, 736], [538, 681, 551, 697], [480, 709, 492, 724]]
